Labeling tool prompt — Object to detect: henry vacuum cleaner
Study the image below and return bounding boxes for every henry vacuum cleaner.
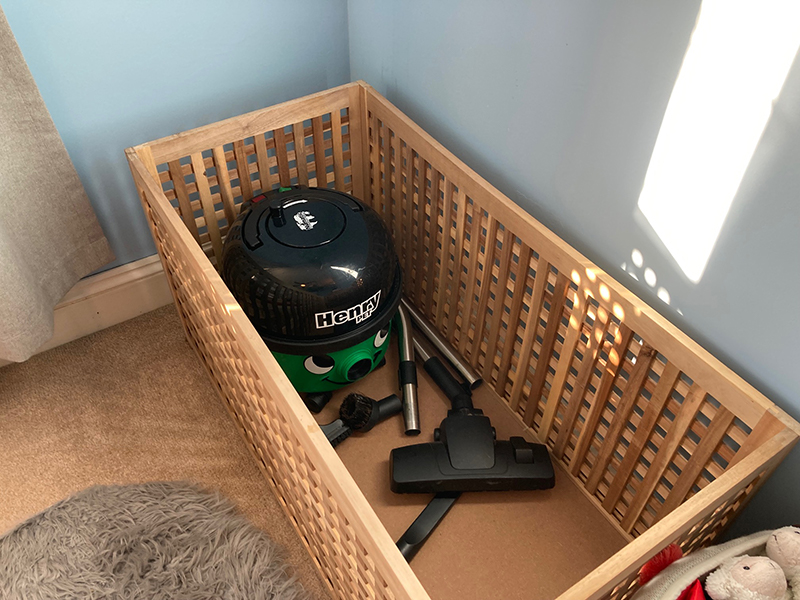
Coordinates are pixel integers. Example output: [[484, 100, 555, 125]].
[[220, 186, 419, 433]]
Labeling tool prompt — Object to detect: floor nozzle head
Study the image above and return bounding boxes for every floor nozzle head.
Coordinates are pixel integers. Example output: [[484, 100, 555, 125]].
[[391, 412, 555, 493]]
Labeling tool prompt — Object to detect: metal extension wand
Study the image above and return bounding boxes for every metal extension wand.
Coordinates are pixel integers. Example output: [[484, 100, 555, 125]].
[[400, 298, 482, 391], [397, 306, 420, 435]]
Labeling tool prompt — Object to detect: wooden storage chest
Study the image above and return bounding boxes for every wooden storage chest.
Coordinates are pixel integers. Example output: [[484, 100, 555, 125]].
[[126, 81, 800, 600]]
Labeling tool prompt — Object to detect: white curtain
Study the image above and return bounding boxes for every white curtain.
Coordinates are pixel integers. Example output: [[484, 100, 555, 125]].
[[0, 7, 114, 362]]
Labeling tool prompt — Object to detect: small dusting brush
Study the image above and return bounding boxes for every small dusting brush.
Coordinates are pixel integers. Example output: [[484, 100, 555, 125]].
[[320, 393, 403, 447]]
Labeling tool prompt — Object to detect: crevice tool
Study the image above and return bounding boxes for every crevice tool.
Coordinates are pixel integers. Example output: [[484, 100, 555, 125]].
[[396, 492, 460, 562]]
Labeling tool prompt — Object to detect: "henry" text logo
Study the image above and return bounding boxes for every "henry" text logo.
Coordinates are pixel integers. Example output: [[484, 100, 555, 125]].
[[315, 291, 381, 328]]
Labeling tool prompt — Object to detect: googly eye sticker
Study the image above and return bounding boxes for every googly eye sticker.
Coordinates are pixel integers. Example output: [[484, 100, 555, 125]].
[[304, 355, 334, 375], [373, 325, 389, 348]]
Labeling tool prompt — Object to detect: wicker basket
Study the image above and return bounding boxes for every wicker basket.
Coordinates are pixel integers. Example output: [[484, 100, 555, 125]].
[[126, 81, 799, 600]]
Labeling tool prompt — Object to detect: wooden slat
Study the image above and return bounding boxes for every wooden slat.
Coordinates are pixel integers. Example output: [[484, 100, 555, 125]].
[[144, 84, 353, 164], [620, 383, 707, 532], [494, 242, 533, 395], [569, 324, 635, 476], [137, 145, 160, 183], [457, 200, 485, 356], [481, 229, 515, 380], [311, 116, 327, 187], [167, 160, 200, 241], [729, 411, 785, 469], [539, 293, 590, 441], [468, 216, 500, 361], [368, 112, 381, 211], [523, 273, 570, 426], [380, 121, 390, 216], [423, 168, 442, 316], [655, 406, 736, 521], [601, 361, 682, 513], [381, 123, 397, 231], [552, 305, 611, 458], [378, 121, 389, 218], [402, 146, 417, 294], [211, 147, 237, 225], [331, 109, 346, 191], [232, 140, 253, 201], [253, 135, 274, 193], [395, 139, 408, 283], [508, 260, 552, 412], [445, 189, 469, 339], [292, 122, 310, 187], [190, 153, 223, 263], [390, 128, 403, 241], [434, 181, 456, 329], [273, 127, 292, 187], [348, 85, 368, 201], [412, 158, 429, 305], [585, 343, 657, 494]]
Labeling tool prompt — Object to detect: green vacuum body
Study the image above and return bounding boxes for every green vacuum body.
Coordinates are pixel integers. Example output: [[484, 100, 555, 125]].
[[220, 187, 402, 394], [271, 321, 392, 393]]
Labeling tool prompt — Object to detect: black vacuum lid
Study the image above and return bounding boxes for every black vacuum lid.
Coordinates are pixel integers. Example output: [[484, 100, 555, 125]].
[[264, 196, 346, 248], [221, 187, 402, 353]]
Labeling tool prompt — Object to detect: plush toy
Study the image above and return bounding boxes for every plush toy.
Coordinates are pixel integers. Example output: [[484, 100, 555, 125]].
[[705, 555, 791, 600], [766, 526, 800, 598]]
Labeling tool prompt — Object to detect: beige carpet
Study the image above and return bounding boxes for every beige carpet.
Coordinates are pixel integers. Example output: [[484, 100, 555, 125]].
[[0, 305, 329, 600]]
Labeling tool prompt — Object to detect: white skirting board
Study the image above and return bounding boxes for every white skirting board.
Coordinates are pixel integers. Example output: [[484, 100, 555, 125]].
[[0, 254, 172, 368]]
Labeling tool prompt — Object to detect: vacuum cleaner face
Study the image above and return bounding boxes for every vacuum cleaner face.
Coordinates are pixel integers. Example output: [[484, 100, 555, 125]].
[[221, 187, 402, 393]]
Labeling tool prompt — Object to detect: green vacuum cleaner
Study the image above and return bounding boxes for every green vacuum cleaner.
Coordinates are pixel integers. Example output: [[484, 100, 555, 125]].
[[220, 186, 407, 416]]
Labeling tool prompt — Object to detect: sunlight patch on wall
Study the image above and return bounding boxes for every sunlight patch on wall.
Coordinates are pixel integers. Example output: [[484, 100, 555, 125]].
[[637, 0, 800, 283], [622, 249, 677, 315]]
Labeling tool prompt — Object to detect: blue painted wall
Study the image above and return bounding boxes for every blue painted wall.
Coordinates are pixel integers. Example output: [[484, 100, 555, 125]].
[[3, 0, 350, 270], [348, 0, 800, 533]]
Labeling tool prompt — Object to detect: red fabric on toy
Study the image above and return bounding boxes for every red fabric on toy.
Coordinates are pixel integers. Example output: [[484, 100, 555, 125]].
[[639, 543, 684, 586], [677, 579, 707, 600]]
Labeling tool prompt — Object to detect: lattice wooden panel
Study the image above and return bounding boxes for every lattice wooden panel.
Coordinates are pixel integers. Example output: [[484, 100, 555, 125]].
[[600, 448, 784, 600], [127, 84, 433, 600], [604, 481, 754, 600], [142, 197, 398, 600], [153, 109, 354, 267], [364, 104, 782, 546]]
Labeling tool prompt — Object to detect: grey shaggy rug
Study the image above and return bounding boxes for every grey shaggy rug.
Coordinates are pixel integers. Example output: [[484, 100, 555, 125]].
[[0, 482, 310, 600]]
